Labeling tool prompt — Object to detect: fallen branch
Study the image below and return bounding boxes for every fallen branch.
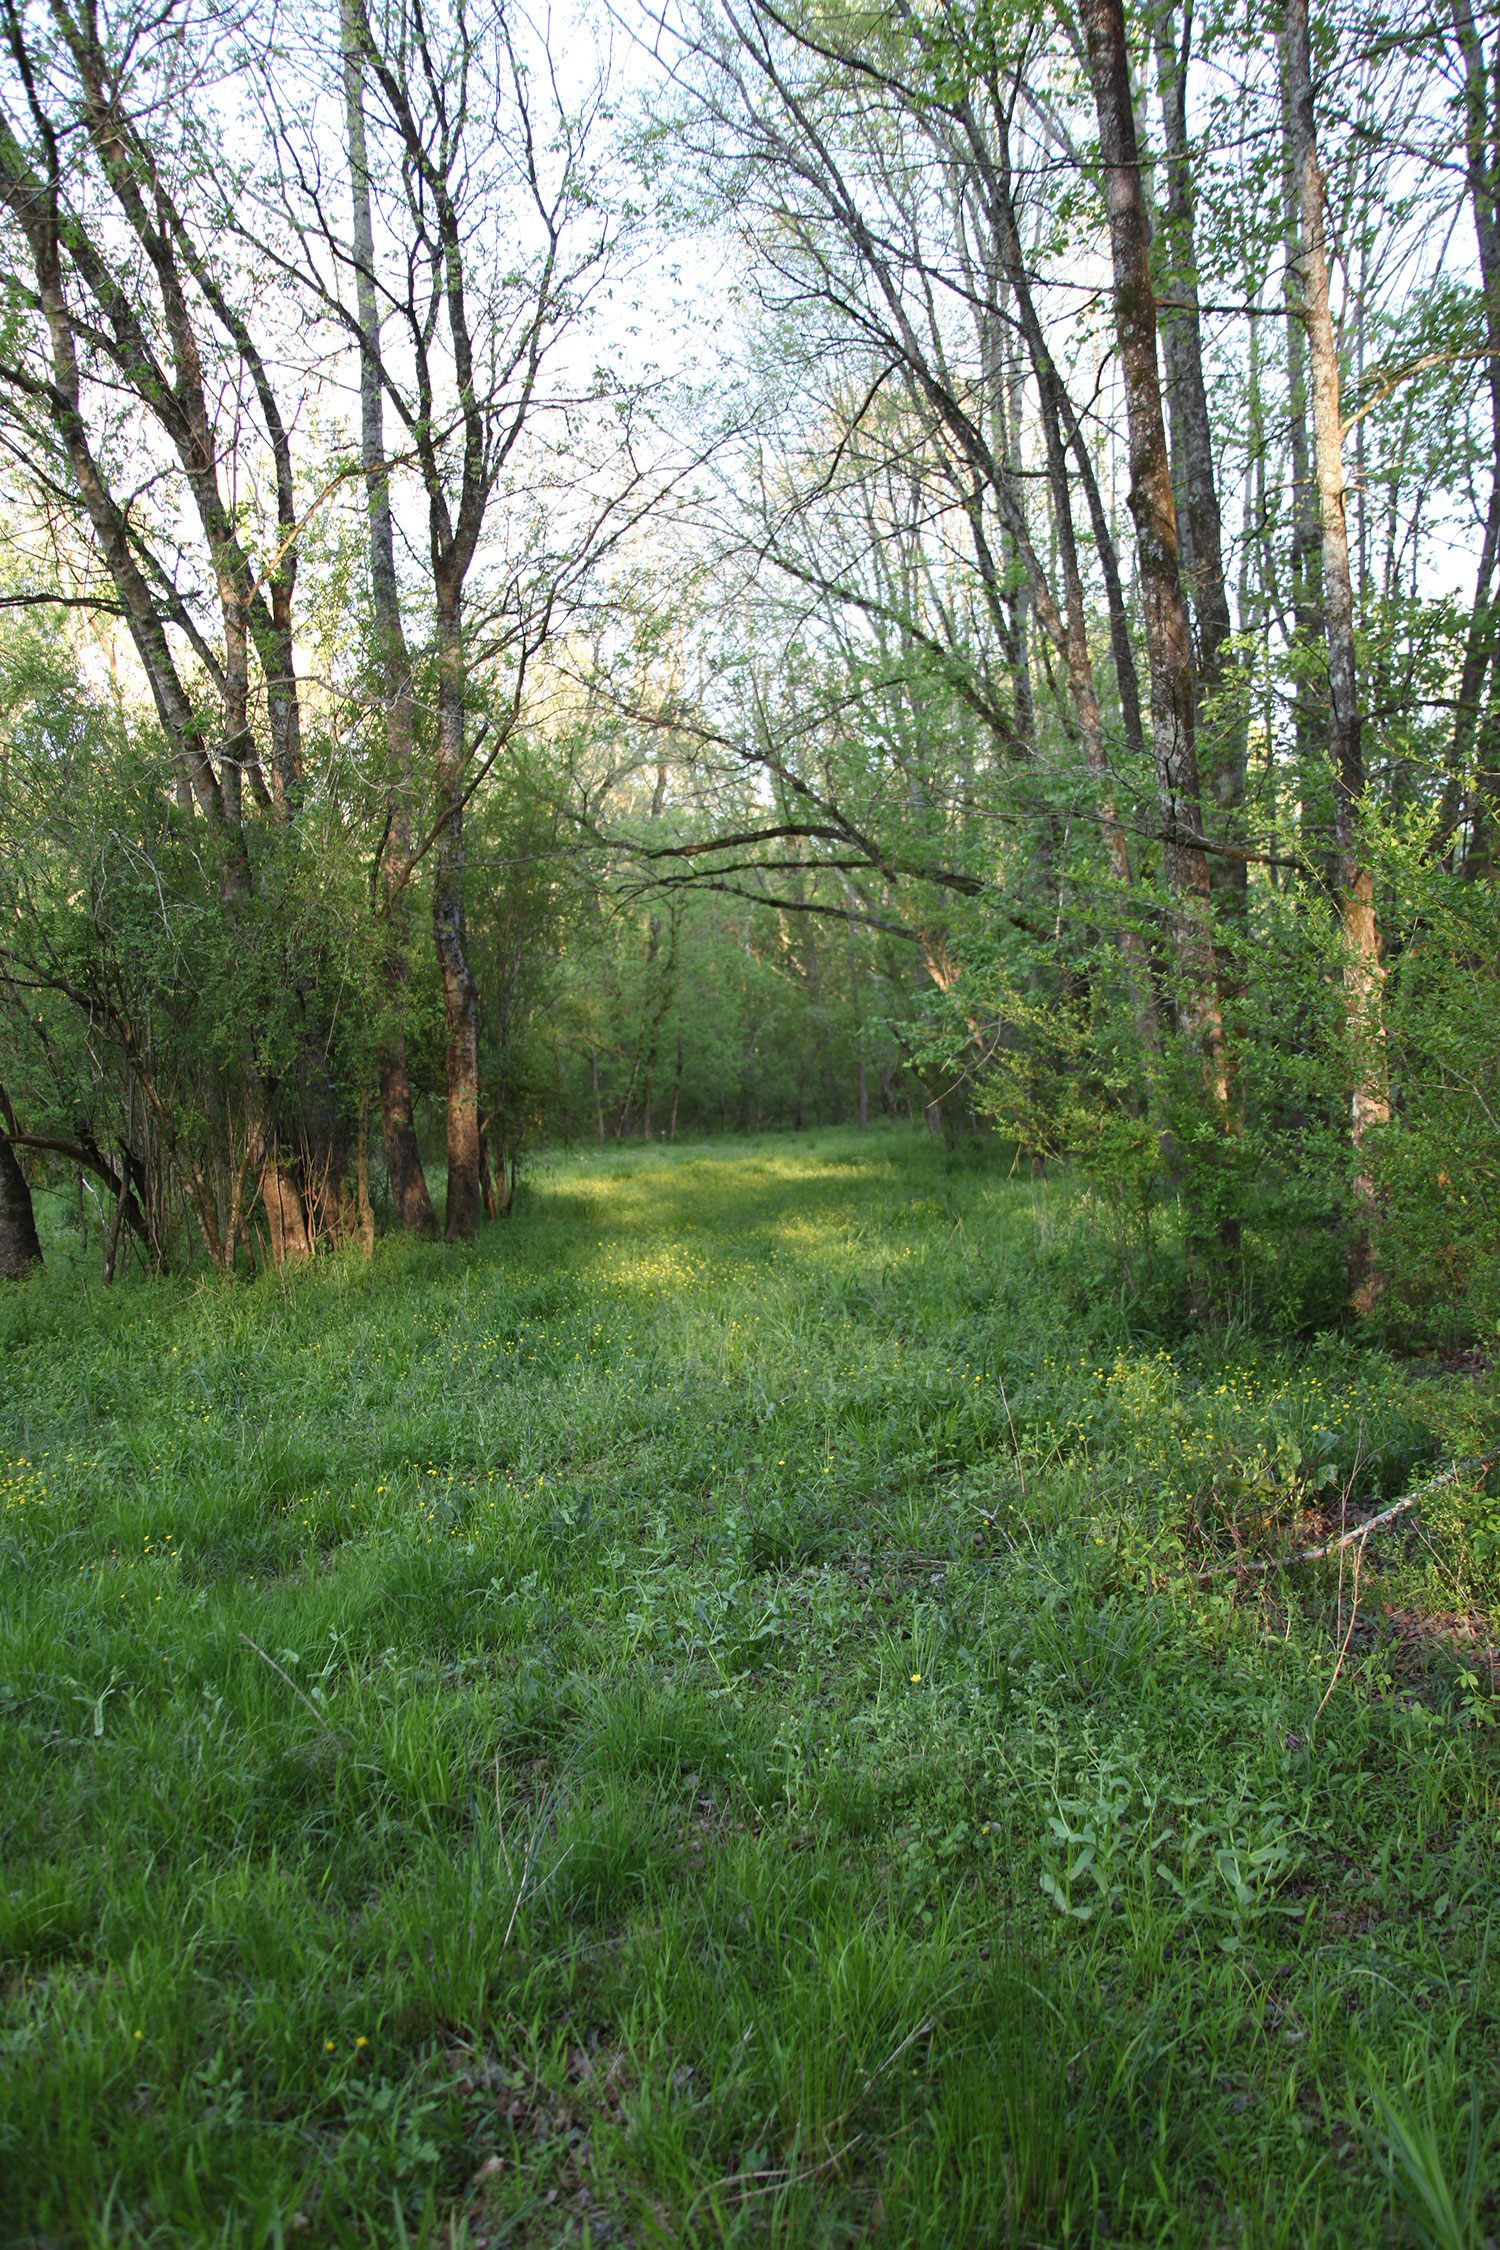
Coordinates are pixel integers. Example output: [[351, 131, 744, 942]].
[[1194, 1451, 1496, 1582]]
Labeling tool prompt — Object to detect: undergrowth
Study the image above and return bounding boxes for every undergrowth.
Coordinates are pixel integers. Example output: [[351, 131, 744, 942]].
[[2, 1127, 1497, 2247]]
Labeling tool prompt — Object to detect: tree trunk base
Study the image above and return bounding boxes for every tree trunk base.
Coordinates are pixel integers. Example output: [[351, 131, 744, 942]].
[[261, 1166, 311, 1267], [379, 1047, 438, 1236], [0, 1136, 43, 1278]]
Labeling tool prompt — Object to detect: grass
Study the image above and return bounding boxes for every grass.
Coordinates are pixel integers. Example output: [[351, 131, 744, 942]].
[[2, 1124, 1498, 2248]]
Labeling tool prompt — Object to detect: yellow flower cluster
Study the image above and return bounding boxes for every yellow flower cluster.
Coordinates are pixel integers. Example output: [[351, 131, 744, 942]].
[[2, 1454, 48, 1509]]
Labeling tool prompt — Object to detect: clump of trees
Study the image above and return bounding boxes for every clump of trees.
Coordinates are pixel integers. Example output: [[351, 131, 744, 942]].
[[1, 0, 1496, 1348]]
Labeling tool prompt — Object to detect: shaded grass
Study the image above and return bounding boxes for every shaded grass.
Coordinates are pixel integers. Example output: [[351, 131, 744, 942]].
[[2, 1126, 1498, 2246]]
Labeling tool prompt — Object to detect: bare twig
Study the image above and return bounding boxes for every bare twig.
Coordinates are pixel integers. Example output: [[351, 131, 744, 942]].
[[698, 2132, 871, 2211], [997, 1372, 1027, 1499], [1313, 1537, 1363, 1726], [840, 2017, 935, 2123], [239, 1632, 342, 1745]]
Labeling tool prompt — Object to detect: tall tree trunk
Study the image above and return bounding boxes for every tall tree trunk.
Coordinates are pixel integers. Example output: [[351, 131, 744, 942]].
[[991, 298, 1036, 756], [244, 1079, 309, 1270], [377, 1041, 434, 1233], [843, 898, 870, 1129], [1034, 349, 1162, 1066], [102, 1174, 129, 1286], [613, 1054, 641, 1142], [1281, 56, 1329, 885], [1448, 0, 1500, 876], [668, 991, 684, 1145], [356, 1091, 376, 1256], [478, 1123, 501, 1220], [958, 103, 1147, 773], [958, 135, 1162, 1073], [1239, 295, 1280, 879], [434, 588, 484, 1241], [1154, 0, 1247, 938], [638, 911, 663, 1141], [489, 933, 523, 1205], [0, 1130, 43, 1278], [624, 773, 676, 1142], [954, 110, 1148, 958], [1283, 0, 1389, 1306], [342, 2, 438, 1236], [1082, 0, 1227, 1103]]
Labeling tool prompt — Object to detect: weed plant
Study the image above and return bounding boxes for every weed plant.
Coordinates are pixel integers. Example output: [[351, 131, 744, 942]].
[[2, 1129, 1498, 2246]]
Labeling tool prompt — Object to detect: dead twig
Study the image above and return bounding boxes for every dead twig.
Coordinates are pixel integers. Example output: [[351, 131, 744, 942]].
[[239, 1632, 342, 1746], [697, 2132, 871, 2212], [997, 1371, 1027, 1498], [1313, 1536, 1363, 1726]]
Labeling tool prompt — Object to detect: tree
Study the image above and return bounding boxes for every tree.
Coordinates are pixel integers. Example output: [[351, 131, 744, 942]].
[[0, 0, 330, 1262], [1283, 0, 1389, 1302], [1152, 0, 1247, 935], [266, 0, 639, 1236], [1081, 0, 1226, 1104], [0, 1084, 41, 1277], [341, 0, 439, 1236], [1443, 0, 1500, 874]]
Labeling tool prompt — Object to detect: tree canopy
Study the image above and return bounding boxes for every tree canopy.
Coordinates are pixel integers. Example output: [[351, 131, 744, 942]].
[[0, 0, 1495, 1342]]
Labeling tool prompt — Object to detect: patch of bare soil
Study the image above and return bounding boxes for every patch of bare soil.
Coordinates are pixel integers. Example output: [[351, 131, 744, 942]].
[[445, 2034, 641, 2248], [1367, 1602, 1500, 1683]]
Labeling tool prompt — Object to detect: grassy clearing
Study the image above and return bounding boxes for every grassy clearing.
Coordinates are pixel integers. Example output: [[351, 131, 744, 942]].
[[2, 1127, 1498, 2248]]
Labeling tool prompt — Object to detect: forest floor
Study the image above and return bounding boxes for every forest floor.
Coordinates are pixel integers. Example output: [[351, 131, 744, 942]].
[[2, 1126, 1499, 2248]]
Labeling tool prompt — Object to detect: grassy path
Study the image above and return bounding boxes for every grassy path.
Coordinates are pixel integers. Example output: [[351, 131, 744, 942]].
[[2, 1130, 1497, 2246]]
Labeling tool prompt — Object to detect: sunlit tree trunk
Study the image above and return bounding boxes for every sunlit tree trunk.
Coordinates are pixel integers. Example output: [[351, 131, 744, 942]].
[[1283, 0, 1389, 1307], [261, 1151, 312, 1268], [1278, 53, 1330, 894]]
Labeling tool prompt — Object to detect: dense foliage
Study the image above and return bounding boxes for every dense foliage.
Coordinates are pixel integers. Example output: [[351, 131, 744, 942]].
[[0, 0, 1494, 1341]]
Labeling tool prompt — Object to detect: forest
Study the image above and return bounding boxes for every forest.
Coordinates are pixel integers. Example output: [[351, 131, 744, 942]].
[[1, 0, 1499, 2240]]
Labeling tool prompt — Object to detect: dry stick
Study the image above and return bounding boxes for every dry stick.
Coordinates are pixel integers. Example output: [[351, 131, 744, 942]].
[[493, 1747, 515, 1888], [1328, 1440, 1365, 1663], [1313, 1456, 1366, 1728], [701, 2133, 872, 2211], [997, 1371, 1027, 1498], [1312, 1537, 1364, 1727], [500, 1767, 575, 1951], [835, 2017, 936, 2131], [1192, 1452, 1496, 1582], [502, 1825, 568, 1952], [239, 1632, 341, 1745]]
